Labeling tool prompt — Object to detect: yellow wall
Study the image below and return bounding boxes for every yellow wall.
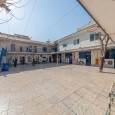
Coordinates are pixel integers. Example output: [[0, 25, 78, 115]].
[[91, 50, 101, 65]]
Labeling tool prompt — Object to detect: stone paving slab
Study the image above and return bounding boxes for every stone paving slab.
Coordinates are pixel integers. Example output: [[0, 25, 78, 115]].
[[0, 64, 115, 115]]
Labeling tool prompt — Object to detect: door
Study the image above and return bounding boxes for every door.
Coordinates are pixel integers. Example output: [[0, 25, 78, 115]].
[[69, 55, 72, 64], [21, 57, 25, 64], [52, 54, 57, 62], [23, 57, 25, 64], [49, 57, 51, 63], [65, 53, 72, 64], [85, 52, 91, 66], [114, 54, 115, 68]]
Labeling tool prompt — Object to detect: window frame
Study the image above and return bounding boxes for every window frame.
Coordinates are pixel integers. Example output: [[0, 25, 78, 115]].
[[73, 39, 79, 45], [34, 46, 37, 53], [63, 43, 67, 47], [11, 44, 15, 51], [42, 47, 47, 53], [20, 46, 22, 52], [90, 32, 100, 41], [73, 40, 77, 45], [77, 39, 79, 44], [90, 33, 95, 41]]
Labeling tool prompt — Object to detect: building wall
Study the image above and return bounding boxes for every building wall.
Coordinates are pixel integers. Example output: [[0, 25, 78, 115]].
[[58, 20, 113, 52], [58, 21, 115, 68], [91, 49, 114, 68], [58, 28, 105, 52], [0, 33, 55, 65], [0, 21, 115, 68], [91, 49, 101, 66]]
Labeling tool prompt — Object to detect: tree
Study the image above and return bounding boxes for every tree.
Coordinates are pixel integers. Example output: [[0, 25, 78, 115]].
[[0, 0, 28, 24], [98, 32, 110, 72]]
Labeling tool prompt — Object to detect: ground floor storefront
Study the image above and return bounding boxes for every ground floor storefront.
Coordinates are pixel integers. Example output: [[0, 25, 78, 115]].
[[5, 48, 115, 68], [58, 48, 115, 68], [7, 52, 52, 65]]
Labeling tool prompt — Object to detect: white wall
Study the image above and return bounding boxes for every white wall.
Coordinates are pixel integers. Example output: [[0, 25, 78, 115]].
[[58, 28, 112, 52]]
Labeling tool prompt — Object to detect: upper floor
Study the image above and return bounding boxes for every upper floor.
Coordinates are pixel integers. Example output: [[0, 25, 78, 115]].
[[0, 20, 114, 54], [0, 33, 57, 54], [58, 21, 113, 52]]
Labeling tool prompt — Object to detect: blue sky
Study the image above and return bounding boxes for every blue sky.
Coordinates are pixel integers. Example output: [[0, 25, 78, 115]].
[[0, 0, 92, 42]]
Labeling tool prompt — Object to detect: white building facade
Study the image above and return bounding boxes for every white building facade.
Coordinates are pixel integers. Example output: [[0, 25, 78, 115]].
[[0, 21, 115, 68], [0, 33, 57, 65], [57, 21, 115, 68]]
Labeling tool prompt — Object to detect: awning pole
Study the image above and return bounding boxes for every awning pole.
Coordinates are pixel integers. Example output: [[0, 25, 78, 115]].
[[57, 54, 58, 66]]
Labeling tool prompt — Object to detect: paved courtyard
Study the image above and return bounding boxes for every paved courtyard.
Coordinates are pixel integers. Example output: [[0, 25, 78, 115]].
[[0, 63, 115, 115]]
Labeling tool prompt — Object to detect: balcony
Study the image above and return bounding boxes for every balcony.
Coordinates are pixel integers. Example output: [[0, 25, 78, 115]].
[[7, 46, 27, 53], [6, 46, 54, 54], [51, 48, 57, 52]]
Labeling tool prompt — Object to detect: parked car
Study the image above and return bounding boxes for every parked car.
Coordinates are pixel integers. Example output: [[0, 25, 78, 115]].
[[42, 58, 47, 63]]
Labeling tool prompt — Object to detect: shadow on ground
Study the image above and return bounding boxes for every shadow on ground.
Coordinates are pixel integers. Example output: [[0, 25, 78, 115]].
[[102, 71, 115, 75], [0, 63, 68, 77]]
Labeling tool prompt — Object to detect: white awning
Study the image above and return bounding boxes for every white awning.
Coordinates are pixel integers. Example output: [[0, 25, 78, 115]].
[[78, 0, 115, 43]]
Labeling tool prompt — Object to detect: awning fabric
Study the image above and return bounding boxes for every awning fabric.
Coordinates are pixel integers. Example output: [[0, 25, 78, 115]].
[[78, 0, 115, 43]]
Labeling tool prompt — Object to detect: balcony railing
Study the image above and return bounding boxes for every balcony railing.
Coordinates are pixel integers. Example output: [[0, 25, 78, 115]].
[[6, 46, 54, 53]]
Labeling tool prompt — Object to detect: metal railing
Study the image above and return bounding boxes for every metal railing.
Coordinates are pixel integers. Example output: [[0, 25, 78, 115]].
[[106, 83, 115, 115]]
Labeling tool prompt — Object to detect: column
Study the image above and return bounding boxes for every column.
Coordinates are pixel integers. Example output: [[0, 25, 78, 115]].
[[57, 53, 58, 66]]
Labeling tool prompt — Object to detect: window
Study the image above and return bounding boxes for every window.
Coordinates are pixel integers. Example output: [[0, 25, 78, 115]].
[[79, 52, 85, 59], [34, 46, 37, 52], [73, 39, 79, 45], [27, 56, 32, 62], [11, 44, 15, 51], [42, 47, 47, 53], [37, 48, 42, 53], [63, 43, 67, 47], [90, 32, 99, 41], [26, 47, 29, 52], [52, 48, 57, 52], [108, 61, 113, 65], [105, 50, 115, 59], [109, 51, 114, 59], [73, 40, 77, 45], [36, 57, 39, 61], [79, 51, 90, 59], [77, 39, 79, 44], [90, 33, 95, 41], [20, 46, 22, 52], [29, 46, 32, 52]]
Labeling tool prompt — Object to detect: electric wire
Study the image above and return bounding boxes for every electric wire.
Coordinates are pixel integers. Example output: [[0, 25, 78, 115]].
[[23, 0, 38, 33], [38, 5, 78, 37]]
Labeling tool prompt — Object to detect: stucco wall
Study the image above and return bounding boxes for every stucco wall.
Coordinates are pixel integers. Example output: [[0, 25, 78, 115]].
[[58, 28, 105, 52], [91, 49, 101, 66]]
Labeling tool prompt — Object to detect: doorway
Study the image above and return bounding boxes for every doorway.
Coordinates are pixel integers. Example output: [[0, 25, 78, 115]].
[[114, 54, 115, 68], [85, 52, 91, 66], [65, 53, 72, 64], [79, 51, 91, 66], [20, 56, 25, 64], [49, 57, 51, 63]]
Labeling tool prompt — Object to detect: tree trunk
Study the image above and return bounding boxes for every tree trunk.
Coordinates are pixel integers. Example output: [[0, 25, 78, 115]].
[[98, 33, 109, 73], [99, 56, 105, 72]]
